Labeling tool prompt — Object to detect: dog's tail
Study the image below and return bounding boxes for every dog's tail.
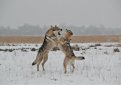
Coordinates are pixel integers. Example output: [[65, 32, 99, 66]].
[[32, 61, 37, 66], [32, 59, 37, 65], [32, 54, 39, 66], [75, 56, 85, 60]]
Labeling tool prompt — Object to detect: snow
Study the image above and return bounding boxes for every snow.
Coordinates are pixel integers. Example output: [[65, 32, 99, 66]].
[[0, 43, 121, 85]]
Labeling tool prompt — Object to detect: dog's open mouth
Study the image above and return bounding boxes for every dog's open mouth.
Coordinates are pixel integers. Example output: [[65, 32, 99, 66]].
[[58, 32, 61, 35], [58, 29, 62, 35]]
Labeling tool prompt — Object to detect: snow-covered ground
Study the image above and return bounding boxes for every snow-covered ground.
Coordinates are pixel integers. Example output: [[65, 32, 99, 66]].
[[0, 43, 121, 85]]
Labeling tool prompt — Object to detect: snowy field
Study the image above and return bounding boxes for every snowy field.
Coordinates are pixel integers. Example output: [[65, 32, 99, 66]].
[[0, 43, 121, 85]]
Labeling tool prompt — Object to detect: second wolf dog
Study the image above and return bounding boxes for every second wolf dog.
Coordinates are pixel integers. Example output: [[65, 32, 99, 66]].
[[58, 29, 85, 73], [32, 25, 62, 71]]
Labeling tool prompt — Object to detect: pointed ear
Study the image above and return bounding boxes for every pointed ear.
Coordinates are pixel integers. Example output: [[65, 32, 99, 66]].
[[55, 25, 57, 27], [50, 25, 53, 28]]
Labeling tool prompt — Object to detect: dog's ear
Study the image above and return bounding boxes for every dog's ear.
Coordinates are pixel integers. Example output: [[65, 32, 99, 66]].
[[55, 25, 57, 27], [50, 25, 53, 28], [65, 29, 68, 32]]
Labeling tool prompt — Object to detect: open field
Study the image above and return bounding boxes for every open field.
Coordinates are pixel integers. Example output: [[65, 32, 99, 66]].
[[0, 35, 121, 85], [0, 35, 121, 43], [0, 43, 121, 85]]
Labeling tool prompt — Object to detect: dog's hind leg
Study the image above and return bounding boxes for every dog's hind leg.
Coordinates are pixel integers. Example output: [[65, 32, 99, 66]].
[[71, 63, 75, 73], [70, 60, 75, 73], [37, 56, 43, 71], [42, 54, 48, 71], [63, 57, 69, 73]]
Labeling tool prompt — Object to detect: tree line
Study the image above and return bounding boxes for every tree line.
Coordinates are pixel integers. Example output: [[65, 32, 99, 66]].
[[0, 24, 121, 36]]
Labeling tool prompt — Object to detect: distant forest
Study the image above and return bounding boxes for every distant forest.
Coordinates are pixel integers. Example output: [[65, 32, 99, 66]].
[[0, 24, 121, 36]]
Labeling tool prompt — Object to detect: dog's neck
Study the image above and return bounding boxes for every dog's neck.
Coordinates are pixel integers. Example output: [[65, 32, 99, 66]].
[[64, 35, 72, 41]]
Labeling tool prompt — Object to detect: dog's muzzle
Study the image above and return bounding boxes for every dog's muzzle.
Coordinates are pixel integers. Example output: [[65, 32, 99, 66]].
[[58, 32, 61, 35], [58, 29, 62, 35]]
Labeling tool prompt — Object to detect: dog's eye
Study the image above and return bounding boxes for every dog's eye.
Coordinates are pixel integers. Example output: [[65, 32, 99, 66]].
[[53, 29, 55, 31]]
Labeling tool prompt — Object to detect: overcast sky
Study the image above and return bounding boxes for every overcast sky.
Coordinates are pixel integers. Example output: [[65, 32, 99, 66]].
[[0, 0, 121, 28]]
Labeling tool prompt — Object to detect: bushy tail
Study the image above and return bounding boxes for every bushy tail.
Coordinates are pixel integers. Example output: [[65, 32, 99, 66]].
[[75, 56, 85, 60], [32, 58, 38, 65], [32, 54, 39, 66], [32, 61, 37, 65]]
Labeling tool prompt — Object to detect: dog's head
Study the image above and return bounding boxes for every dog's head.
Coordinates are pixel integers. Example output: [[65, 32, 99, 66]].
[[59, 29, 73, 45], [46, 25, 62, 37], [64, 29, 73, 41]]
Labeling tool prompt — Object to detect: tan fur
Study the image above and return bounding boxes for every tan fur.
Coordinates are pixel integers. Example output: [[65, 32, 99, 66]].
[[32, 25, 62, 71], [58, 29, 85, 73]]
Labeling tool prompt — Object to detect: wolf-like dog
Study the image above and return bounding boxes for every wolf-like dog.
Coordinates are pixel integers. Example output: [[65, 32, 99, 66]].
[[58, 29, 85, 73], [32, 25, 62, 71]]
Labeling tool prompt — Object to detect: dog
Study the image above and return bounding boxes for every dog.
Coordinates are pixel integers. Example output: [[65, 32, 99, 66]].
[[32, 25, 62, 71], [58, 29, 85, 73]]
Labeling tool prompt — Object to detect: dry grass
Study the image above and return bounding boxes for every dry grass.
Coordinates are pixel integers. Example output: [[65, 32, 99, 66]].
[[71, 35, 121, 43], [0, 35, 121, 43]]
